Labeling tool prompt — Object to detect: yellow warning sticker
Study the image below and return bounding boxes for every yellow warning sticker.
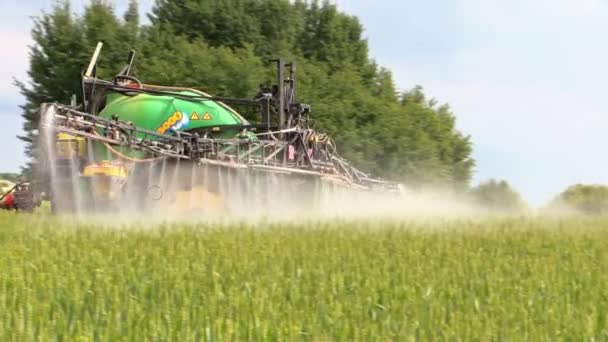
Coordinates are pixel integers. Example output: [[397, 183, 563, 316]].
[[202, 112, 212, 120], [190, 112, 200, 120]]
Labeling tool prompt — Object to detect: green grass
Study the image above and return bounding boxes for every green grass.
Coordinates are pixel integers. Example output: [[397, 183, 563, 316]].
[[1, 212, 608, 340]]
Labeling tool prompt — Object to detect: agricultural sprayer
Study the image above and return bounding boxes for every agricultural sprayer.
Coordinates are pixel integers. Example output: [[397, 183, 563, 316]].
[[6, 43, 400, 215]]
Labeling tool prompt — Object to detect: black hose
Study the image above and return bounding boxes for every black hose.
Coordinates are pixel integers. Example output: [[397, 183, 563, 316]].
[[108, 85, 260, 106]]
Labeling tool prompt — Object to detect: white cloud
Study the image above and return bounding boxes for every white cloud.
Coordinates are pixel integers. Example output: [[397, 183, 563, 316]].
[[423, 80, 606, 151], [541, 0, 603, 17], [0, 29, 31, 93], [458, 0, 607, 31]]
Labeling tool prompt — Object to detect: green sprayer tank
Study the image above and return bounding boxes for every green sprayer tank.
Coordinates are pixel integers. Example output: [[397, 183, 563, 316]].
[[95, 89, 250, 159]]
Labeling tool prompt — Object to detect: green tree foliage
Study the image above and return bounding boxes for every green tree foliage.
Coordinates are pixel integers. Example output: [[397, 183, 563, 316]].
[[150, 0, 263, 50], [469, 179, 528, 214], [18, 0, 475, 190], [16, 1, 84, 164], [137, 32, 264, 98], [0, 173, 20, 183], [548, 184, 608, 216], [17, 0, 140, 172]]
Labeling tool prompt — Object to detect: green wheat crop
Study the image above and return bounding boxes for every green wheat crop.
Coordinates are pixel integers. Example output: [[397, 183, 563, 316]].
[[1, 212, 608, 340]]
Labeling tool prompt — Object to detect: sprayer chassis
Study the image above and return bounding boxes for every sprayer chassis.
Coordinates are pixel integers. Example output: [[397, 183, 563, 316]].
[[42, 103, 395, 191], [32, 43, 400, 215]]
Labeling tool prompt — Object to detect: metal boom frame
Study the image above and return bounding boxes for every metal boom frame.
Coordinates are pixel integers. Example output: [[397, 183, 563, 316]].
[[39, 43, 399, 193]]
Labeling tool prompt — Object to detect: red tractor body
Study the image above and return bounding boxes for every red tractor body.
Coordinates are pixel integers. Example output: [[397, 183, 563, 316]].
[[0, 193, 15, 210]]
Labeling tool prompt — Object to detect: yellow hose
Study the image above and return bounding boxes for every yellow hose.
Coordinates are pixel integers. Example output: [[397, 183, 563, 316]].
[[94, 131, 165, 163], [103, 141, 166, 163]]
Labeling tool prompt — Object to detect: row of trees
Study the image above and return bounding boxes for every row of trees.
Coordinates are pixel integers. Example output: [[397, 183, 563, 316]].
[[468, 179, 528, 214], [545, 184, 608, 216], [18, 0, 474, 190], [468, 180, 608, 216], [0, 174, 20, 183]]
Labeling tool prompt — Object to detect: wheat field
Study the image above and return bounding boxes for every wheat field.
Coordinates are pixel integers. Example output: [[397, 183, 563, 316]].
[[1, 212, 607, 340]]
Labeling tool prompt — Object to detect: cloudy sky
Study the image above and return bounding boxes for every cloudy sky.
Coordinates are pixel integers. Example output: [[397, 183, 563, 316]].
[[1, 0, 607, 205]]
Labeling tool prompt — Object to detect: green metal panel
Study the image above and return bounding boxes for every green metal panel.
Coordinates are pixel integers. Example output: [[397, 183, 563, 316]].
[[99, 91, 247, 136], [93, 90, 249, 160]]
